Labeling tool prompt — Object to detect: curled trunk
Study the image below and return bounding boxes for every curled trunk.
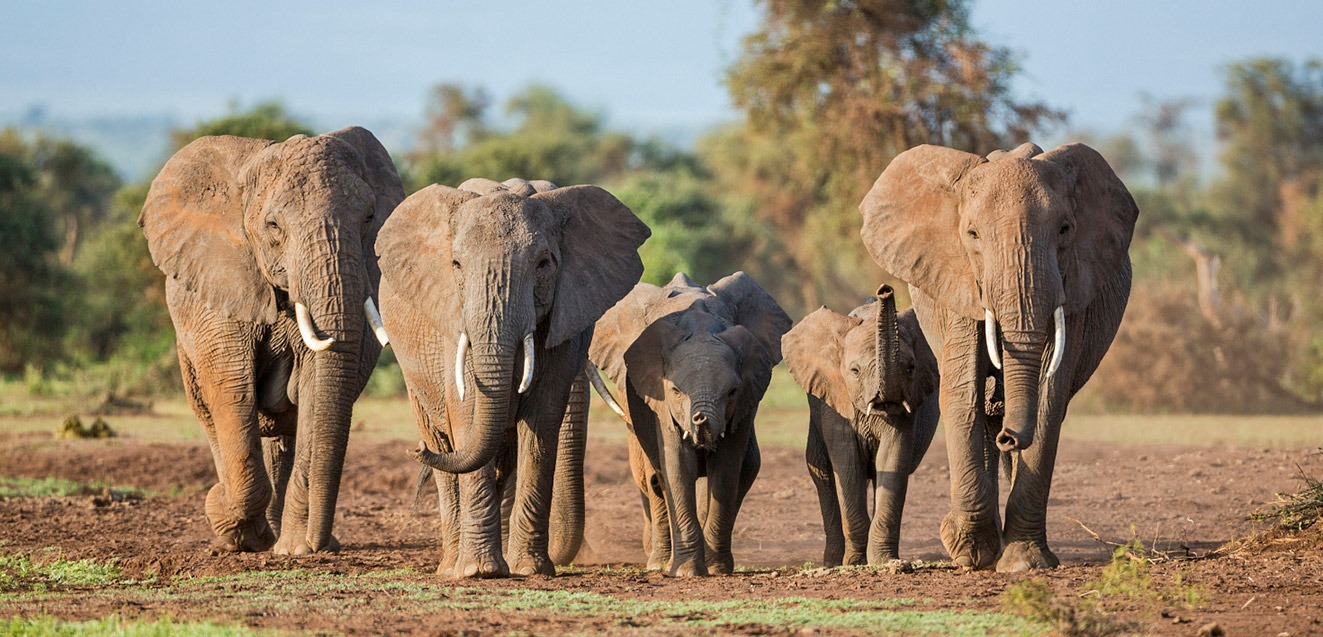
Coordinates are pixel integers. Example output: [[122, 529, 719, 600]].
[[415, 343, 514, 474]]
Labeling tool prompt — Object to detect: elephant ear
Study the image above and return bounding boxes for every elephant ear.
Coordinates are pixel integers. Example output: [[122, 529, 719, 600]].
[[897, 308, 939, 406], [782, 307, 856, 418], [140, 135, 279, 323], [717, 324, 778, 419], [535, 185, 651, 348], [589, 283, 664, 393], [1036, 143, 1139, 315], [860, 145, 987, 320], [707, 271, 792, 362], [375, 185, 477, 332], [325, 127, 406, 296], [620, 313, 688, 404]]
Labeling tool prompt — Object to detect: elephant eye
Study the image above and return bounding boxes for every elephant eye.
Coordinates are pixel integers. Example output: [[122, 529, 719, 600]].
[[451, 259, 462, 271], [537, 257, 551, 271], [849, 366, 860, 377], [966, 228, 978, 240], [670, 386, 682, 397], [907, 363, 916, 375], [1059, 221, 1072, 236], [727, 386, 738, 397]]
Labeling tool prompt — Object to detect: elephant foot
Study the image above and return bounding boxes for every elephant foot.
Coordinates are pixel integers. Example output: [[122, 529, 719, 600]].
[[666, 556, 708, 577], [272, 533, 340, 556], [205, 485, 275, 553], [844, 550, 869, 567], [445, 553, 510, 579], [707, 550, 734, 575], [510, 552, 556, 577], [940, 511, 1000, 570], [996, 540, 1059, 573]]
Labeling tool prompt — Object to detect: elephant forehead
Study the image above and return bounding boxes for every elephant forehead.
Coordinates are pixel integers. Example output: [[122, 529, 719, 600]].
[[669, 335, 738, 376], [961, 159, 1066, 219], [452, 195, 547, 248]]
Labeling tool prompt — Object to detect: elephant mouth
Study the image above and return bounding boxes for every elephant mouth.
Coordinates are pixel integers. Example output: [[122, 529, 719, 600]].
[[866, 399, 908, 417], [677, 419, 719, 451]]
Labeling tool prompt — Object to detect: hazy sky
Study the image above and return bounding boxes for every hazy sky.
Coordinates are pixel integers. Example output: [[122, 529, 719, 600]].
[[2, 1, 1321, 138]]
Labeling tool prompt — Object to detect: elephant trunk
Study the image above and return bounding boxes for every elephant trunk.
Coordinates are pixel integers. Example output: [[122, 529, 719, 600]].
[[874, 284, 905, 413], [414, 339, 515, 474], [298, 229, 367, 550], [991, 256, 1064, 453], [549, 370, 588, 565]]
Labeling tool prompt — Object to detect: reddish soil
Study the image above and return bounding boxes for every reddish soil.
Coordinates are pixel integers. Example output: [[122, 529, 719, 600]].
[[2, 426, 1322, 635]]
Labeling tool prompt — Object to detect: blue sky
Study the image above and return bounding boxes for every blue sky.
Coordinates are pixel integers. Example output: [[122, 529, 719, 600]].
[[2, 1, 1320, 148]]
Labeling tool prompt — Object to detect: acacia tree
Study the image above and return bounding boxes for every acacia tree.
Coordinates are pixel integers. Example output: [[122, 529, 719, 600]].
[[714, 0, 1063, 312]]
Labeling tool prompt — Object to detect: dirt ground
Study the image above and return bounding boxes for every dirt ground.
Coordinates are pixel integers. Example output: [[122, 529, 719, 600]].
[[2, 422, 1323, 635]]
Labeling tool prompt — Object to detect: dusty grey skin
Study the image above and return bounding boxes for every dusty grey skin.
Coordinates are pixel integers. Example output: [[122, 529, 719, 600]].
[[140, 127, 404, 555], [377, 177, 649, 578], [782, 286, 941, 566], [590, 272, 791, 576], [859, 142, 1138, 572]]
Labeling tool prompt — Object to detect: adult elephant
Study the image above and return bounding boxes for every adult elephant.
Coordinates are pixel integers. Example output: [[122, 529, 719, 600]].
[[377, 178, 649, 578], [859, 142, 1138, 572], [782, 285, 940, 566], [140, 127, 403, 555]]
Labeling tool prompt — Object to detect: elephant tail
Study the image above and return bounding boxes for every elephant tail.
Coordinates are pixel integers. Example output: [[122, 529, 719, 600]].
[[411, 466, 433, 512]]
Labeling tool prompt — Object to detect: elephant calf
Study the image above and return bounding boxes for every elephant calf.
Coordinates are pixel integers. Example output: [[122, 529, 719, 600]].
[[782, 286, 940, 566], [590, 272, 791, 576]]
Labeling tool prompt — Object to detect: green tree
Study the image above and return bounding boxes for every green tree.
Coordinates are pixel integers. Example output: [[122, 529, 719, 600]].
[[170, 100, 315, 150], [0, 136, 70, 373], [713, 0, 1063, 312]]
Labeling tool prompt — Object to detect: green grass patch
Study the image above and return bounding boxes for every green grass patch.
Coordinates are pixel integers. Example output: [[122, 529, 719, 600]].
[[0, 616, 278, 636], [0, 552, 125, 592], [0, 477, 91, 498], [1251, 465, 1323, 532]]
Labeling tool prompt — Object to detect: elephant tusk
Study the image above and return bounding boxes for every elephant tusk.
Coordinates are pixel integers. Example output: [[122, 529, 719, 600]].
[[865, 402, 873, 416], [1046, 305, 1066, 380], [984, 309, 1002, 370], [363, 298, 389, 347], [902, 400, 912, 415], [586, 362, 627, 419], [518, 332, 536, 394], [455, 332, 469, 401], [295, 303, 335, 352]]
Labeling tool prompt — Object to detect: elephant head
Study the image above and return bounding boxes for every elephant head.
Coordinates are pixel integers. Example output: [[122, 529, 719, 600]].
[[592, 273, 791, 450], [860, 142, 1137, 452], [783, 287, 939, 439], [376, 179, 650, 473]]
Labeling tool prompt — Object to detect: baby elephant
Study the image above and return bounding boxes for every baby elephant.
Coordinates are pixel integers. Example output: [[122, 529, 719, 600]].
[[782, 285, 940, 566], [590, 272, 791, 576]]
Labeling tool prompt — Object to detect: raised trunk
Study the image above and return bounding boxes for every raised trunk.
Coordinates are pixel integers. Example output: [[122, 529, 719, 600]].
[[874, 285, 904, 408], [549, 370, 588, 565]]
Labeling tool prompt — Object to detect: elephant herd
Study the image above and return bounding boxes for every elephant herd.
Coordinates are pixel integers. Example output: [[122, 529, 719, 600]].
[[139, 127, 1137, 577]]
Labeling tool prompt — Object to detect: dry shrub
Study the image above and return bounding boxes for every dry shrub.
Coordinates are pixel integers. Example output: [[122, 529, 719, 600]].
[[1081, 283, 1299, 413]]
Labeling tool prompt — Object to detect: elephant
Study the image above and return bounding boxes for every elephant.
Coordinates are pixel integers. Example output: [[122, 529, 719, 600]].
[[376, 177, 649, 578], [782, 285, 941, 566], [589, 272, 791, 576], [139, 127, 404, 554], [859, 142, 1138, 572]]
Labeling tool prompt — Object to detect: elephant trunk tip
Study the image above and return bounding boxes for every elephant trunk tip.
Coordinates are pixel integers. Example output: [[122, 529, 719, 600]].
[[995, 427, 1032, 452]]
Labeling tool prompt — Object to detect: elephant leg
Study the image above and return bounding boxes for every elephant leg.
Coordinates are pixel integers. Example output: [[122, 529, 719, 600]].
[[813, 398, 870, 566], [433, 469, 461, 576], [506, 341, 583, 577], [274, 357, 332, 555], [658, 425, 705, 577], [180, 329, 275, 554], [630, 435, 669, 569], [867, 418, 913, 563], [998, 332, 1078, 572], [805, 410, 844, 567], [497, 435, 517, 555], [449, 461, 509, 579], [918, 299, 1001, 571], [704, 421, 759, 575], [261, 431, 295, 537]]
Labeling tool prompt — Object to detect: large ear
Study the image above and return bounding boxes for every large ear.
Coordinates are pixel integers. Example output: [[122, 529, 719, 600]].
[[534, 185, 651, 348], [716, 324, 778, 420], [859, 145, 986, 320], [375, 185, 477, 332], [589, 283, 664, 392], [140, 135, 279, 323], [1036, 143, 1139, 314], [782, 308, 856, 418], [620, 313, 687, 404], [325, 127, 406, 297], [897, 308, 939, 405], [707, 271, 792, 362]]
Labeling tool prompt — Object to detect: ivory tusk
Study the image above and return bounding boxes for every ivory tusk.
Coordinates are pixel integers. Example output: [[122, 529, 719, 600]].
[[586, 362, 627, 418], [865, 402, 872, 416], [902, 400, 912, 414], [984, 309, 1002, 370], [363, 298, 389, 346], [295, 303, 335, 352], [518, 332, 535, 394], [1046, 306, 1066, 380], [455, 332, 469, 401]]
